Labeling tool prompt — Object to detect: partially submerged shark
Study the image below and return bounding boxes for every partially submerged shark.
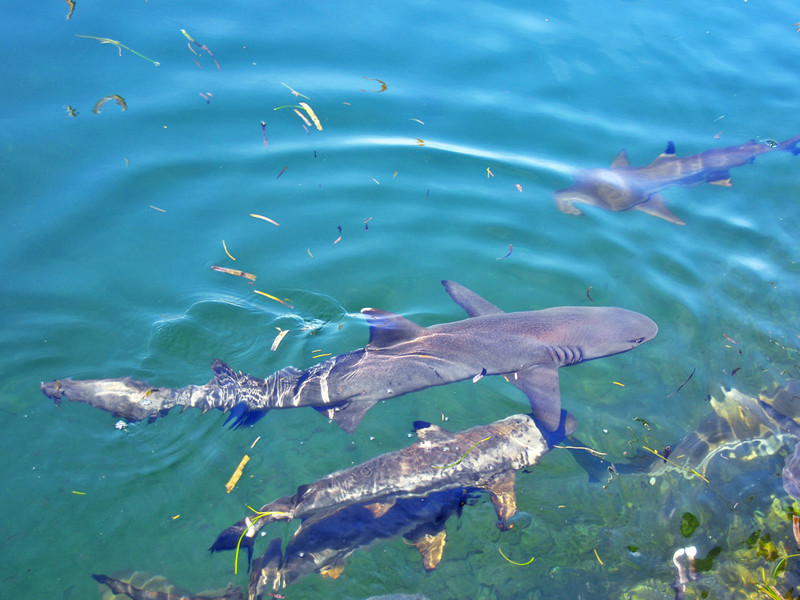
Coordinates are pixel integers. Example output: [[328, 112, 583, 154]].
[[555, 134, 800, 225], [93, 572, 243, 600], [211, 412, 561, 561], [41, 280, 657, 433], [249, 487, 473, 596]]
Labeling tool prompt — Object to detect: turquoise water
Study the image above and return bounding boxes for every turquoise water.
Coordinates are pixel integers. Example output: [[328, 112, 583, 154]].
[[3, 1, 800, 598]]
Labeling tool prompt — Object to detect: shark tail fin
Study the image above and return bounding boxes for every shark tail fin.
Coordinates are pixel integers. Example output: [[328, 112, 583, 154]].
[[250, 537, 285, 593], [779, 134, 800, 155], [210, 521, 255, 566]]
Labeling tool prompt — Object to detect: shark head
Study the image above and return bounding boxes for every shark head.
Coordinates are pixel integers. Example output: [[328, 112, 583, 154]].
[[570, 306, 658, 361]]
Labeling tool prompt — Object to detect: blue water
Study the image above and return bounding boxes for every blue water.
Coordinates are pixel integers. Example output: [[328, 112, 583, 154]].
[[3, 1, 800, 598]]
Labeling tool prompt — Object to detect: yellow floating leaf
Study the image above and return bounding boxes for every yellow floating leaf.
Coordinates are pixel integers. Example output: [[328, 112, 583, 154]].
[[254, 289, 294, 309], [298, 102, 322, 130], [498, 547, 534, 566], [487, 167, 494, 178], [172, 514, 180, 520], [612, 381, 625, 387], [225, 454, 250, 493], [72, 490, 86, 495], [594, 548, 604, 566], [222, 240, 236, 261], [149, 205, 166, 212], [250, 435, 262, 449]]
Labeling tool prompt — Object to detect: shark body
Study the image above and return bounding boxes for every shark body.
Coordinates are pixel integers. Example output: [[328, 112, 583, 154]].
[[555, 134, 800, 225], [211, 413, 554, 561], [41, 280, 656, 433], [249, 488, 473, 596]]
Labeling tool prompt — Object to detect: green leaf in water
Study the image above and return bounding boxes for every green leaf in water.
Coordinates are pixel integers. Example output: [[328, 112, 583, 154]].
[[680, 512, 700, 537]]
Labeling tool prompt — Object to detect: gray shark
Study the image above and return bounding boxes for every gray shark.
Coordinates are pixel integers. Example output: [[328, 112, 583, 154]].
[[249, 487, 472, 596], [210, 413, 553, 561], [555, 134, 800, 225], [41, 280, 657, 433]]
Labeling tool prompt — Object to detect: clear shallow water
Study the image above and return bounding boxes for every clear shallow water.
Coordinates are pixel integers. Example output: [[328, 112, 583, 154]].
[[2, 1, 800, 599]]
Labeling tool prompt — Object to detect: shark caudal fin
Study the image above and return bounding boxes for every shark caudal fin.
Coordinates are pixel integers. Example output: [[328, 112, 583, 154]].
[[210, 522, 256, 565], [250, 537, 284, 595], [441, 280, 505, 317], [779, 134, 800, 155]]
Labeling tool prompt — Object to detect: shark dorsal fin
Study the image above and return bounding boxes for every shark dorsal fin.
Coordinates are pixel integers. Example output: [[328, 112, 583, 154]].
[[361, 308, 425, 349], [611, 150, 629, 168], [413, 420, 453, 443], [648, 141, 677, 166], [441, 280, 504, 317]]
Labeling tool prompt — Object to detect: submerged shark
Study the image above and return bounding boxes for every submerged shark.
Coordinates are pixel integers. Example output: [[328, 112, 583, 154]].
[[249, 488, 473, 596], [211, 412, 560, 561], [41, 280, 657, 433], [92, 572, 243, 600], [555, 134, 800, 225]]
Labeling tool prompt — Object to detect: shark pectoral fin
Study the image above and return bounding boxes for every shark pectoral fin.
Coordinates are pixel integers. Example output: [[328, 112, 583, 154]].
[[485, 470, 517, 530], [319, 560, 347, 580], [441, 281, 505, 317], [361, 308, 426, 349], [632, 193, 686, 225], [709, 176, 732, 187], [364, 499, 396, 518], [409, 529, 448, 571], [325, 399, 379, 433], [611, 150, 630, 168], [413, 420, 453, 443], [507, 365, 562, 431]]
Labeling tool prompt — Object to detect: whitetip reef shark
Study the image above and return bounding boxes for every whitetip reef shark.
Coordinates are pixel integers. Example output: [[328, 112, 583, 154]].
[[41, 280, 657, 433], [210, 412, 561, 561], [554, 134, 800, 225]]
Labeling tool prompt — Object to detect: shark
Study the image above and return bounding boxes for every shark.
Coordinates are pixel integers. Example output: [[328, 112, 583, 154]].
[[41, 280, 657, 433], [554, 134, 800, 225], [249, 487, 474, 596], [210, 412, 561, 561], [92, 572, 243, 600]]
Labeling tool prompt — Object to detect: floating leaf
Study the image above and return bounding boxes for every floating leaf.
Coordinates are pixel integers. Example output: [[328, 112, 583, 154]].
[[225, 455, 250, 493], [250, 214, 280, 226], [76, 34, 159, 66], [93, 94, 127, 114], [298, 102, 322, 130]]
